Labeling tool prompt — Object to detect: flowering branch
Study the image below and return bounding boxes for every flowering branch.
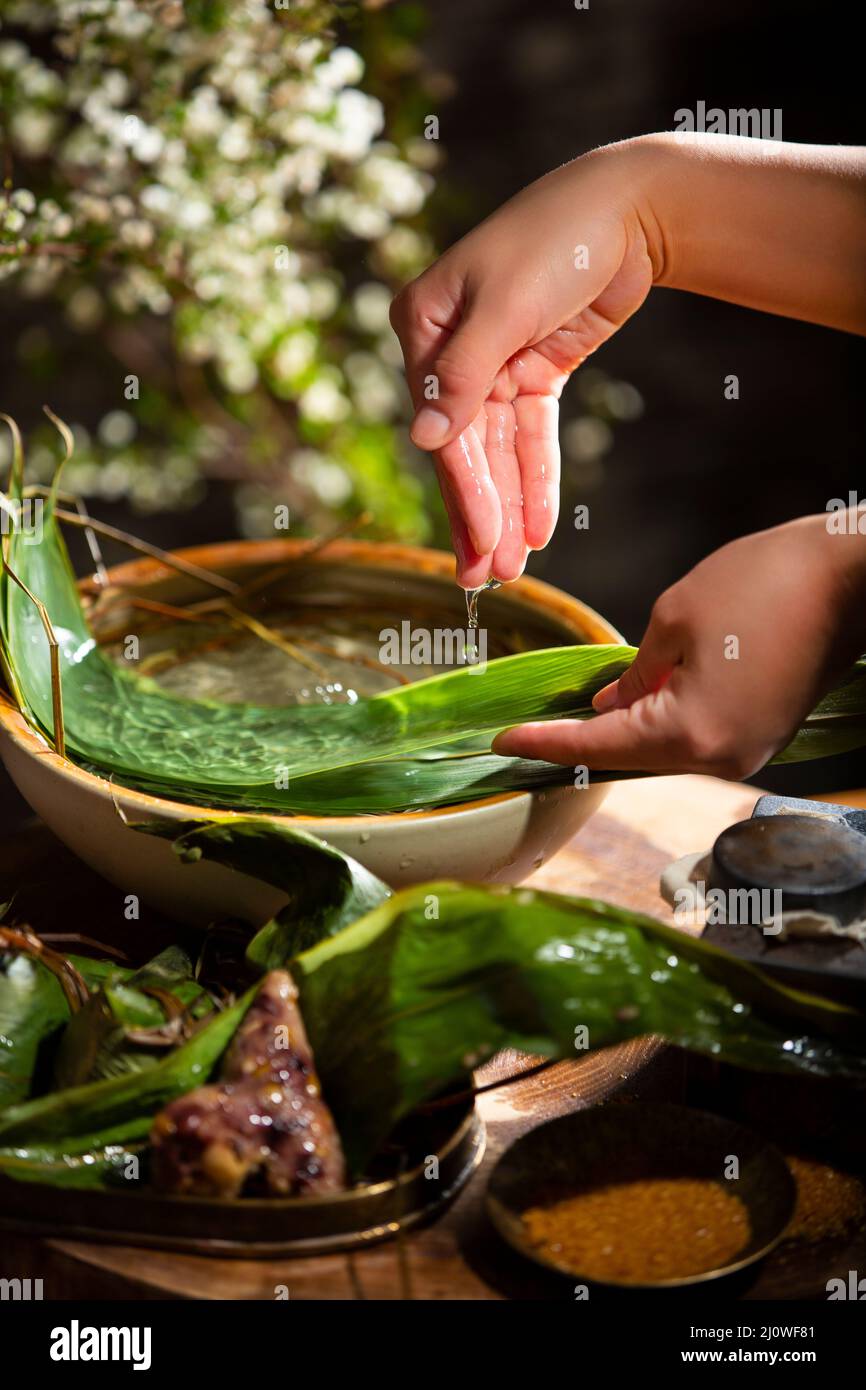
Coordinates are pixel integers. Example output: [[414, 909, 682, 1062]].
[[0, 0, 439, 539]]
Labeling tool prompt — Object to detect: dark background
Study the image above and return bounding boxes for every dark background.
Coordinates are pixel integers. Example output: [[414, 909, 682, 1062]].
[[1, 0, 863, 829], [422, 0, 865, 795]]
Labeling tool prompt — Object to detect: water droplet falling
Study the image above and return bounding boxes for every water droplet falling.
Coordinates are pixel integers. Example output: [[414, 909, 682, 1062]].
[[464, 577, 501, 661]]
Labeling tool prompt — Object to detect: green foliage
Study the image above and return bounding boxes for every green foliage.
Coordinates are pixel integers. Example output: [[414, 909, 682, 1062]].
[[294, 881, 866, 1171], [0, 989, 253, 1187], [0, 0, 440, 538], [143, 817, 391, 962], [53, 946, 210, 1088], [1, 816, 864, 1187], [0, 949, 121, 1108]]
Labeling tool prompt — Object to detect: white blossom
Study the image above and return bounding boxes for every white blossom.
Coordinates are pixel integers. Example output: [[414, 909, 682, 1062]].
[[291, 449, 352, 504], [272, 331, 317, 382], [299, 375, 351, 424], [0, 0, 435, 533], [10, 109, 58, 156], [98, 409, 136, 447], [317, 47, 364, 90], [352, 282, 393, 334]]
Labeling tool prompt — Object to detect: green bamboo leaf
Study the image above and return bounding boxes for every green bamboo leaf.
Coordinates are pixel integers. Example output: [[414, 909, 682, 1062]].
[[138, 817, 391, 963], [0, 950, 127, 1108], [0, 989, 252, 1186], [0, 954, 69, 1109], [135, 813, 866, 1176], [292, 883, 866, 1173], [0, 1142, 145, 1189], [53, 946, 209, 1089], [0, 481, 632, 810], [771, 658, 866, 764], [3, 482, 865, 815], [3, 815, 866, 1191]]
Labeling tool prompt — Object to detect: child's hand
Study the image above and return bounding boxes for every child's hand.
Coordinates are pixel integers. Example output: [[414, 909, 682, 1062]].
[[493, 515, 866, 777], [390, 141, 656, 586], [391, 135, 866, 585]]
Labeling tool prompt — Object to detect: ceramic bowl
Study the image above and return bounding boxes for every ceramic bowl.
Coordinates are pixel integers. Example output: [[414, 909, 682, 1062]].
[[487, 1103, 796, 1289], [0, 539, 624, 926]]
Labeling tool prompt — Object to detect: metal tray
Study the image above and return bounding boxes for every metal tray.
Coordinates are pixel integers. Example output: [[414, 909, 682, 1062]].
[[0, 1101, 484, 1258]]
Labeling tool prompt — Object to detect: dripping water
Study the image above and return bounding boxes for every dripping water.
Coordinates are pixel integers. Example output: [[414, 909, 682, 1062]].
[[464, 577, 501, 662]]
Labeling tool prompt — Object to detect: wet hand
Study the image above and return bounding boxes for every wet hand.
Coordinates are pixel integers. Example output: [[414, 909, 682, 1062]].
[[389, 142, 656, 585]]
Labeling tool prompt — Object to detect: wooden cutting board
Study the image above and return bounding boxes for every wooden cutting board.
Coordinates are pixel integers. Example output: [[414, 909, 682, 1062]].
[[1, 774, 863, 1300]]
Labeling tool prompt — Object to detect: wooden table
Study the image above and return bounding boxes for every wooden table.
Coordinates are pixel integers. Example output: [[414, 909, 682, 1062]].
[[2, 775, 864, 1300]]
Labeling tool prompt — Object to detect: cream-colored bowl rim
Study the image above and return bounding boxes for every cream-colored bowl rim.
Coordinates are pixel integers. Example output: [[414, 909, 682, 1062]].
[[0, 538, 625, 826]]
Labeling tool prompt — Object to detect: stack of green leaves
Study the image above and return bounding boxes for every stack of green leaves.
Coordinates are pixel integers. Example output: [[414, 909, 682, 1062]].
[[1, 817, 864, 1187]]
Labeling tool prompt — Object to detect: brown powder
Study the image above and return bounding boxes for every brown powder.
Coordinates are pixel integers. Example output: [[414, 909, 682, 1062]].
[[522, 1177, 751, 1283], [785, 1155, 866, 1243]]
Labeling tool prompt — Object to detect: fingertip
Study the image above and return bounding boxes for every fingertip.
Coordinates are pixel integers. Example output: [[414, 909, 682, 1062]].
[[448, 517, 492, 589], [410, 407, 453, 451], [492, 721, 550, 757], [491, 727, 519, 756], [467, 513, 502, 559], [457, 553, 494, 589], [592, 681, 620, 713], [524, 501, 559, 551], [490, 550, 526, 584]]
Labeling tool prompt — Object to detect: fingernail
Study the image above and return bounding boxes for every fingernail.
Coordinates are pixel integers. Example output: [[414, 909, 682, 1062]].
[[491, 729, 517, 755], [411, 407, 451, 449], [592, 681, 619, 713]]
